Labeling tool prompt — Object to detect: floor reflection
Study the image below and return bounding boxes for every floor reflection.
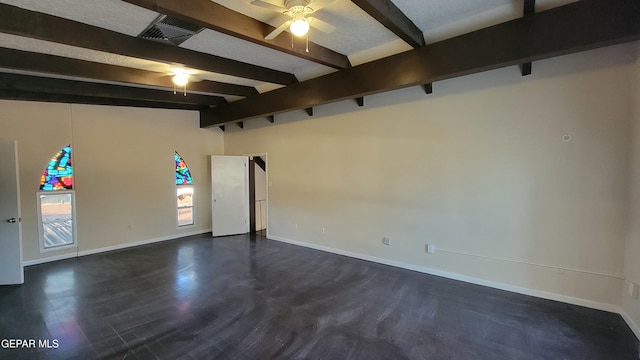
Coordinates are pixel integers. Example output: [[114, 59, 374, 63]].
[[175, 246, 197, 313], [44, 269, 75, 295], [41, 268, 87, 354]]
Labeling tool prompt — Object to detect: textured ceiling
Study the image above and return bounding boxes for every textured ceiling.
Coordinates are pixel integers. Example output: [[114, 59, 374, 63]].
[[217, 0, 400, 54], [0, 0, 580, 101], [0, 0, 159, 36]]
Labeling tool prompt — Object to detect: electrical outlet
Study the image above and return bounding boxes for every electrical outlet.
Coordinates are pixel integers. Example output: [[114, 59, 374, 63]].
[[629, 282, 639, 299], [426, 244, 436, 254], [321, 227, 325, 234], [382, 237, 390, 246]]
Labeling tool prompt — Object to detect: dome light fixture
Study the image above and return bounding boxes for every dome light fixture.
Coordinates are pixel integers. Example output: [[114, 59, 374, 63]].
[[289, 13, 309, 37]]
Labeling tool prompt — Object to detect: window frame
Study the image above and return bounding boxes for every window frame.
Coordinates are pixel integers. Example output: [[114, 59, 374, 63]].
[[176, 185, 195, 229], [37, 190, 77, 253]]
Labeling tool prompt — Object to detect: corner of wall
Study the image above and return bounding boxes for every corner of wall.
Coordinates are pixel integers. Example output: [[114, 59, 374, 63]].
[[621, 40, 640, 341], [621, 305, 640, 340]]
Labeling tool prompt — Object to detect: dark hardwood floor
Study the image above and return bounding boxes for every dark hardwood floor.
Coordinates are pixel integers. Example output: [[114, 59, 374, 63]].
[[0, 233, 637, 359]]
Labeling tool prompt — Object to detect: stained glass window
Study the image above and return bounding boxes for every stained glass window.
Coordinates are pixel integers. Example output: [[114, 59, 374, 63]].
[[175, 151, 193, 185], [40, 145, 73, 191], [175, 151, 194, 227]]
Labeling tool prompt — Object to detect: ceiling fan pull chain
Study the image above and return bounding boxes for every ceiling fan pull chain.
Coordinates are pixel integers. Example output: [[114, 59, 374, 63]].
[[306, 32, 309, 53], [291, 33, 294, 49]]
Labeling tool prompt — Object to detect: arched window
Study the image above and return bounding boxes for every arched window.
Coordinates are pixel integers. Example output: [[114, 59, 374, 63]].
[[175, 151, 194, 227], [40, 144, 73, 191], [37, 145, 76, 251], [175, 151, 193, 185]]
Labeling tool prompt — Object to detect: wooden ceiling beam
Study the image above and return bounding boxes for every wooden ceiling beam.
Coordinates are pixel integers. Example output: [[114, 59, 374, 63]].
[[0, 90, 203, 110], [122, 0, 351, 70], [520, 0, 536, 76], [0, 47, 258, 97], [352, 0, 425, 48], [201, 0, 640, 127], [0, 73, 226, 106], [524, 0, 537, 16], [0, 3, 297, 85], [520, 62, 533, 76]]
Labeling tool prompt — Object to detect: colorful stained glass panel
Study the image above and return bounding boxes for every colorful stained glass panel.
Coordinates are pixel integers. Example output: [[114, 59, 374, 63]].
[[175, 151, 193, 185], [40, 145, 73, 191]]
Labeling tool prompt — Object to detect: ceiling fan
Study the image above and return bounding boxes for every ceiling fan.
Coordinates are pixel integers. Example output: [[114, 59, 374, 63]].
[[250, 0, 337, 40], [167, 67, 202, 96]]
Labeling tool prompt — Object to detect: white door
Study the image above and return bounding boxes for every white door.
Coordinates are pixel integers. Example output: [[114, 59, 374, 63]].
[[0, 140, 23, 285], [211, 155, 249, 237]]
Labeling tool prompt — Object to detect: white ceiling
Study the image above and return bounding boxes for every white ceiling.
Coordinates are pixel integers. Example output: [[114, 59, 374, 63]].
[[0, 0, 579, 100]]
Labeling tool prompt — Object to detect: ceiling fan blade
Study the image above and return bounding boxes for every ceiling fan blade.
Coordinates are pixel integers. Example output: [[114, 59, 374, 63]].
[[309, 0, 336, 11], [308, 17, 336, 33], [250, 0, 288, 12], [265, 20, 292, 40]]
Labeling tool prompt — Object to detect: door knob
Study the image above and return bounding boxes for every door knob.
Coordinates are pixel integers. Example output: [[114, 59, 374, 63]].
[[7, 218, 16, 223]]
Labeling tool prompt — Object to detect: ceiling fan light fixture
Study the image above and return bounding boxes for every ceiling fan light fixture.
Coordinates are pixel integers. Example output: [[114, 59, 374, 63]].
[[290, 14, 309, 37], [171, 68, 189, 86]]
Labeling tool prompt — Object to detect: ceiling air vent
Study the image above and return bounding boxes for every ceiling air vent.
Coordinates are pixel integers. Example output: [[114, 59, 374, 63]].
[[138, 15, 204, 46]]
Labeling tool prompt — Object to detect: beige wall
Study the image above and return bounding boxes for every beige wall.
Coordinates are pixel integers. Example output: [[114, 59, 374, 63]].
[[225, 43, 638, 308], [0, 101, 223, 263], [623, 45, 640, 336]]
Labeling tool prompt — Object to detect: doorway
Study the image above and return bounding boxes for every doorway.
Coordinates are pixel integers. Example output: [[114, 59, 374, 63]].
[[249, 155, 267, 237], [210, 154, 268, 238], [211, 155, 250, 237]]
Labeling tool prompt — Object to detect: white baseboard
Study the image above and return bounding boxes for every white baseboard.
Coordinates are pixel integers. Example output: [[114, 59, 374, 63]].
[[268, 235, 620, 314], [620, 309, 640, 340], [23, 229, 211, 267], [22, 252, 78, 266]]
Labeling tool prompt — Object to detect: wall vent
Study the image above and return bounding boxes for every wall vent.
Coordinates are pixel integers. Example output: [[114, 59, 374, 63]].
[[138, 15, 204, 46]]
